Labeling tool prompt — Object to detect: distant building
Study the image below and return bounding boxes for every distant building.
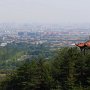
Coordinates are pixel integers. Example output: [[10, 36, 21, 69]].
[[0, 43, 7, 47]]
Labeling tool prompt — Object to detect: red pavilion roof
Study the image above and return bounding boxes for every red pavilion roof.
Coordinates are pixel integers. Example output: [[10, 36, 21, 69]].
[[75, 40, 90, 48]]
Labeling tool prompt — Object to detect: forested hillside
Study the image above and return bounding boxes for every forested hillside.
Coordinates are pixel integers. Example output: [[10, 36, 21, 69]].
[[0, 42, 53, 70], [0, 47, 90, 90]]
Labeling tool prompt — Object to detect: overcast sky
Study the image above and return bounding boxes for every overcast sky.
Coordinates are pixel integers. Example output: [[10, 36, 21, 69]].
[[0, 0, 90, 24]]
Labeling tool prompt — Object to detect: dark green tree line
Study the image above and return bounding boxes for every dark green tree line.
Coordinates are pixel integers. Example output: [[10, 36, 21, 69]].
[[0, 47, 90, 90]]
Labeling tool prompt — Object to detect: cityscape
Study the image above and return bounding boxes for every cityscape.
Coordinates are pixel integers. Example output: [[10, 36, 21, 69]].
[[0, 23, 90, 48], [0, 0, 90, 89]]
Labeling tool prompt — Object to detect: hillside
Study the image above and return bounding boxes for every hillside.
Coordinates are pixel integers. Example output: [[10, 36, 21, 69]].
[[0, 47, 90, 90]]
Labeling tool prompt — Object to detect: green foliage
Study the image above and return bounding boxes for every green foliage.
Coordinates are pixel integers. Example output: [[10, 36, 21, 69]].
[[0, 42, 54, 70], [0, 59, 54, 90], [0, 47, 90, 90], [52, 47, 90, 90]]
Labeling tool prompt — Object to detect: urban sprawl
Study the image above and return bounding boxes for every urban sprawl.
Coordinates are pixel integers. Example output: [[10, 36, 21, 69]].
[[0, 23, 90, 48]]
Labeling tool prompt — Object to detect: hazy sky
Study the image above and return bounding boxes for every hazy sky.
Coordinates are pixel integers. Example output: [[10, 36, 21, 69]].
[[0, 0, 90, 24]]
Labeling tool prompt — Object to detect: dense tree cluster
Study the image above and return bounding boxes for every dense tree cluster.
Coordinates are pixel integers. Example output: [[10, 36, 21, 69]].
[[0, 47, 90, 90], [0, 42, 53, 70]]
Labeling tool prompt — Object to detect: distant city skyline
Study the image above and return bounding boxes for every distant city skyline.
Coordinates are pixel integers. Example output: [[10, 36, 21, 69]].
[[0, 0, 90, 24]]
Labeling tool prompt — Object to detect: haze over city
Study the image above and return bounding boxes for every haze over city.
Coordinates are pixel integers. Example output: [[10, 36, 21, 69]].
[[0, 1, 90, 90], [0, 0, 90, 24]]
